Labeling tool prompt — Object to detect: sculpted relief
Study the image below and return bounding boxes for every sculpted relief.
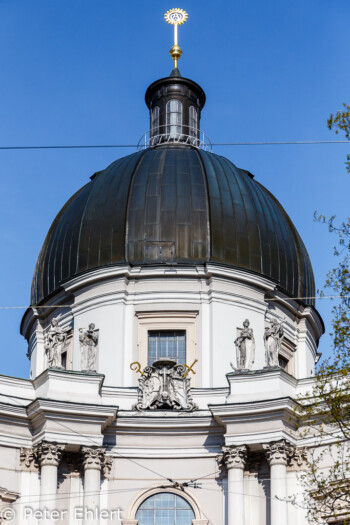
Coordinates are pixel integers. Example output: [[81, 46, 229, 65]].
[[134, 359, 197, 412], [79, 323, 99, 372]]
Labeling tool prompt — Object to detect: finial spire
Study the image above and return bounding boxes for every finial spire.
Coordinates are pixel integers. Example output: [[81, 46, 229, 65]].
[[164, 8, 188, 69]]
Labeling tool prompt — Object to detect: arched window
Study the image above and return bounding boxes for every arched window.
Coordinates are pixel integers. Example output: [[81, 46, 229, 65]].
[[189, 106, 198, 138], [136, 492, 195, 525], [166, 100, 182, 138], [151, 106, 160, 136]]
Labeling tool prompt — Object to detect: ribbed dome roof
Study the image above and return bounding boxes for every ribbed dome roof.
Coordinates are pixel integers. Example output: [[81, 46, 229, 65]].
[[31, 146, 315, 305]]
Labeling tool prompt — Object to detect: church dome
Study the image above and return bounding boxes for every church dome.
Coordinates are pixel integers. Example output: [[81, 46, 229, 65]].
[[31, 144, 315, 306]]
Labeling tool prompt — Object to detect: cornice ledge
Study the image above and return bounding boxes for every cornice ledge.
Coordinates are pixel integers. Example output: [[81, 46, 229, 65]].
[[62, 265, 131, 293], [225, 367, 298, 386], [33, 369, 105, 390], [26, 398, 118, 422], [204, 263, 277, 291], [113, 412, 215, 429], [209, 396, 297, 416], [0, 402, 28, 417]]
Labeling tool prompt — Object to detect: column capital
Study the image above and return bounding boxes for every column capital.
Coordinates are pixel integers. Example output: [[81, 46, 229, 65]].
[[81, 446, 106, 471], [288, 447, 307, 471], [263, 439, 294, 466], [35, 441, 64, 467], [20, 447, 39, 472], [221, 445, 248, 470]]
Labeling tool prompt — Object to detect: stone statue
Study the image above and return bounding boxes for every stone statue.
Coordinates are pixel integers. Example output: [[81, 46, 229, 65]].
[[232, 319, 255, 370], [134, 359, 197, 412], [44, 318, 71, 369], [79, 323, 99, 372], [264, 318, 284, 367]]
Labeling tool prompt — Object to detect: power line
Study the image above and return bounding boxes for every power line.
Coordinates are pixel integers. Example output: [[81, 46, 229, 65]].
[[0, 140, 348, 151]]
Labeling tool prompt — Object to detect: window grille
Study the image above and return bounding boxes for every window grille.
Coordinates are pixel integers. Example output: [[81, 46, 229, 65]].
[[148, 330, 186, 366]]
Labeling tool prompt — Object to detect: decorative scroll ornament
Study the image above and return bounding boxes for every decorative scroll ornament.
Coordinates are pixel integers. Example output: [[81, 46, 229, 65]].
[[44, 318, 72, 369], [263, 439, 294, 466], [264, 318, 284, 367], [231, 319, 255, 371], [35, 442, 64, 467], [79, 323, 99, 372], [134, 359, 198, 412]]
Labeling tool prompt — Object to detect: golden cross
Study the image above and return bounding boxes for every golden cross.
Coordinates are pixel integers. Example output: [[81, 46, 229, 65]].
[[184, 359, 198, 378]]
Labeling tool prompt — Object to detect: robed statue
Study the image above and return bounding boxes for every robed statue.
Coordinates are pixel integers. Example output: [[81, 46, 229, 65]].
[[264, 318, 284, 367], [44, 318, 71, 369], [79, 323, 99, 372], [232, 319, 255, 371]]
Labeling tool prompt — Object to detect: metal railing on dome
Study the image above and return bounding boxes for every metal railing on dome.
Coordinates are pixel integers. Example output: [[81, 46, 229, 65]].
[[137, 125, 212, 152]]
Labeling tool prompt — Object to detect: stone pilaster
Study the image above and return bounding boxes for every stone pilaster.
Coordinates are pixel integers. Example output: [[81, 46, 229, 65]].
[[103, 456, 113, 479]]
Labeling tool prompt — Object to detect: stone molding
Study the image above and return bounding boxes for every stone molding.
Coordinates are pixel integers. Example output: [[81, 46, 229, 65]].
[[35, 442, 64, 467], [263, 439, 294, 466], [81, 447, 106, 471], [221, 445, 248, 470], [20, 447, 39, 472]]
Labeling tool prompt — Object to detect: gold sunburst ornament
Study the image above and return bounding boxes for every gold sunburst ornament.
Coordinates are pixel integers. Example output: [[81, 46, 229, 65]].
[[164, 8, 188, 68]]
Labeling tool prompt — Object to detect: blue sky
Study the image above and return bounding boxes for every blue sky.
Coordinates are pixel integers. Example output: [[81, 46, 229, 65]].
[[0, 0, 349, 378]]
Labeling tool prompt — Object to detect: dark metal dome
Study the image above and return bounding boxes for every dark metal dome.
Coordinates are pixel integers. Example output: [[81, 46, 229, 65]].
[[31, 146, 315, 305]]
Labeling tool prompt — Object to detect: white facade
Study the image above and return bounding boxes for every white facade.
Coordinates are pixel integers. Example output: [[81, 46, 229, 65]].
[[0, 255, 326, 524], [22, 264, 322, 386]]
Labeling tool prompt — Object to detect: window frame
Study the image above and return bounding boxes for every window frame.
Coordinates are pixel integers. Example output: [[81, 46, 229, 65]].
[[136, 311, 198, 385], [151, 106, 160, 136], [166, 99, 183, 138], [189, 106, 198, 138], [135, 492, 195, 525], [125, 486, 206, 523]]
